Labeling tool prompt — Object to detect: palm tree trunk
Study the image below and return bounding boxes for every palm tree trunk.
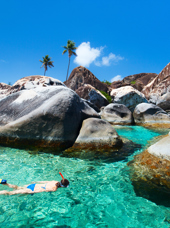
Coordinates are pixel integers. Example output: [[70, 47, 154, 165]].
[[44, 69, 45, 76], [66, 57, 71, 81]]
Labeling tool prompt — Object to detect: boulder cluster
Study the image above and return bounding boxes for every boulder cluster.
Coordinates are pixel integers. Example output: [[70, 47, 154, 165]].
[[0, 63, 170, 197]]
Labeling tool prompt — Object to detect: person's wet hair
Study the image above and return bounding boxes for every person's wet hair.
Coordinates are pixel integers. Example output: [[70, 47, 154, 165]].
[[61, 179, 69, 187]]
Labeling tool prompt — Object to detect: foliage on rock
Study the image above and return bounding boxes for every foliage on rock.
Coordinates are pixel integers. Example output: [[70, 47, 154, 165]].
[[100, 90, 112, 103]]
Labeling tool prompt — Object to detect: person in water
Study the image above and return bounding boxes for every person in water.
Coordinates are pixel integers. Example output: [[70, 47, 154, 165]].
[[0, 172, 69, 195]]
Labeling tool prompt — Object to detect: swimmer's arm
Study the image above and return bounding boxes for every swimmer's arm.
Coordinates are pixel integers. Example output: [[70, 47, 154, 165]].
[[5, 183, 20, 189]]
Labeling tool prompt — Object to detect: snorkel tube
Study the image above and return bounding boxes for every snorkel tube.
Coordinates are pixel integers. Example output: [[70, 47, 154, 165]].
[[59, 172, 69, 188], [59, 172, 64, 180], [59, 172, 65, 187]]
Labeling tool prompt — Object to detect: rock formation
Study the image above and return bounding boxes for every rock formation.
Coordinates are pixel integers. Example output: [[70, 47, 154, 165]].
[[133, 103, 170, 126], [128, 133, 170, 201], [110, 86, 148, 112], [142, 62, 170, 100], [111, 73, 157, 91], [156, 93, 170, 113], [64, 66, 108, 93], [81, 99, 100, 113], [67, 118, 122, 151], [100, 103, 133, 125], [0, 75, 65, 99], [75, 84, 109, 109], [0, 83, 12, 99], [0, 86, 99, 152], [65, 118, 141, 161]]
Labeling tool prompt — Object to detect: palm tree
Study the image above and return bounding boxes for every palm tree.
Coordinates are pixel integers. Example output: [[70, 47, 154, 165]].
[[62, 40, 77, 81], [39, 55, 54, 76]]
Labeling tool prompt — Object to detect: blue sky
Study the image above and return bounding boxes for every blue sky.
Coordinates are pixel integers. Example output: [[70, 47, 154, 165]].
[[0, 0, 170, 85]]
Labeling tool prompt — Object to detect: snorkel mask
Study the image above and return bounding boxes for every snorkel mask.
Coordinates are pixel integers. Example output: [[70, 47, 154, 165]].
[[59, 172, 69, 188]]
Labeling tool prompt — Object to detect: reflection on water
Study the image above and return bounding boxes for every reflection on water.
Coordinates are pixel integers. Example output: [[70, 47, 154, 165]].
[[0, 126, 169, 228]]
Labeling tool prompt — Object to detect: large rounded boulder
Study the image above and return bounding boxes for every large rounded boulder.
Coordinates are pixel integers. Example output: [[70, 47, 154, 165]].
[[0, 86, 99, 152], [64, 118, 142, 162], [133, 103, 170, 126], [156, 92, 170, 113], [0, 75, 65, 99], [128, 133, 170, 203], [110, 86, 148, 112], [70, 118, 122, 150], [100, 103, 133, 125]]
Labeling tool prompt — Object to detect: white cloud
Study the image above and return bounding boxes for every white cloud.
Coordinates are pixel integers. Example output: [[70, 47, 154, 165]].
[[111, 75, 122, 82], [74, 42, 103, 67], [102, 53, 124, 66], [74, 42, 124, 68]]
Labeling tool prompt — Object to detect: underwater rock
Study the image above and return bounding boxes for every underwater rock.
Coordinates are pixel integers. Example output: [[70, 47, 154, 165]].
[[0, 86, 99, 152], [110, 86, 148, 112], [133, 103, 170, 127], [64, 135, 140, 162], [128, 133, 170, 198], [100, 103, 133, 125]]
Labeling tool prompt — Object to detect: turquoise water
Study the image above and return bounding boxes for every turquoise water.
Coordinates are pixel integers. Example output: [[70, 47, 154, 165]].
[[0, 126, 170, 228]]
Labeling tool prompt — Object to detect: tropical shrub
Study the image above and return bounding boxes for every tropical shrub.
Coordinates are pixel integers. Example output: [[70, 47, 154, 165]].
[[100, 90, 112, 103], [102, 80, 111, 86]]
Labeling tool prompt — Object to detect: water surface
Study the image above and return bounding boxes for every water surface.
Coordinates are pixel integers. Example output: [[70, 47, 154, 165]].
[[0, 126, 170, 228]]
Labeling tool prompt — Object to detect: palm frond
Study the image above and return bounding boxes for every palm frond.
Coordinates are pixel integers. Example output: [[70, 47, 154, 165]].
[[40, 62, 45, 68], [62, 49, 67, 55], [72, 51, 77, 56]]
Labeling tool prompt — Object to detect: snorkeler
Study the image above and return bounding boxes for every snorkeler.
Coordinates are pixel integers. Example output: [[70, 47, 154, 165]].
[[0, 172, 69, 195]]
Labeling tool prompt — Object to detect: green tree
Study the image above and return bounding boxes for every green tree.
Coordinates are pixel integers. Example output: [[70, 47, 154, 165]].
[[62, 40, 77, 81], [39, 55, 54, 76]]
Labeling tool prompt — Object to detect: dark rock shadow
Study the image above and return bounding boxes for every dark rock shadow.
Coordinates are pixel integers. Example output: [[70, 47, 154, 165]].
[[132, 180, 170, 207], [61, 139, 141, 163]]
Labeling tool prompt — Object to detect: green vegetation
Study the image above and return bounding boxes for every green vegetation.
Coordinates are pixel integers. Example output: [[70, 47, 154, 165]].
[[62, 40, 77, 81], [102, 80, 111, 86], [100, 90, 112, 103], [131, 80, 136, 85], [39, 55, 54, 76], [8, 82, 12, 86]]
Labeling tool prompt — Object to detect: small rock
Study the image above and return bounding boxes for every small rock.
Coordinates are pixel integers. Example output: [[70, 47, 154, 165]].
[[100, 103, 133, 125], [133, 103, 170, 126]]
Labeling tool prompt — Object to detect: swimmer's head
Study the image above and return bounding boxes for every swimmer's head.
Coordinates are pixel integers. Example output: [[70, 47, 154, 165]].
[[60, 179, 69, 188], [58, 172, 69, 187]]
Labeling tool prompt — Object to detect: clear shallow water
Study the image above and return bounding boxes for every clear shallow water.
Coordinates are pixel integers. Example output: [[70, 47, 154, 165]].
[[0, 126, 170, 228]]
